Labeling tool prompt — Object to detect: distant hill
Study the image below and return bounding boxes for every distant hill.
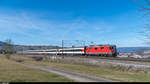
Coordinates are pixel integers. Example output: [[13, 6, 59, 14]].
[[0, 41, 4, 48], [0, 41, 4, 46], [0, 41, 61, 51], [117, 47, 150, 53], [14, 45, 61, 51]]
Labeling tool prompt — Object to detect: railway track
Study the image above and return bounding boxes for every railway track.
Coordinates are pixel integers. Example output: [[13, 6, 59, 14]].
[[23, 54, 150, 62], [89, 56, 150, 62], [62, 55, 150, 62]]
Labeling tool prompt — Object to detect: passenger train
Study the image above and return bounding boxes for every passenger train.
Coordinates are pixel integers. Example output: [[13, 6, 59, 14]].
[[22, 45, 117, 57]]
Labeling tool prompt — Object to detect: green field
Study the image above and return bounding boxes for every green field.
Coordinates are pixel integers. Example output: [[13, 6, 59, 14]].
[[0, 55, 73, 82]]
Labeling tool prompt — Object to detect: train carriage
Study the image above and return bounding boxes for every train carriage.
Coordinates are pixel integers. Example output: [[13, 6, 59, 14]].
[[24, 49, 58, 55], [22, 45, 117, 57], [57, 48, 84, 55]]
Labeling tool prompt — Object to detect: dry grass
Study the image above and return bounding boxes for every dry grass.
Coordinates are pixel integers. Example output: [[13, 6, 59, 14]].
[[0, 54, 73, 82], [8, 54, 150, 82]]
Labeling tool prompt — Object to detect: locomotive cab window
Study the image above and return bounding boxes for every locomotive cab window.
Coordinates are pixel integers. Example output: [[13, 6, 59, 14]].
[[101, 47, 104, 50], [110, 47, 114, 49]]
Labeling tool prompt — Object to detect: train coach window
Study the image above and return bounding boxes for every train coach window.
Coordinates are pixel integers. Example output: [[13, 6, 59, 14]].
[[95, 48, 98, 50], [101, 47, 104, 50], [89, 48, 92, 50]]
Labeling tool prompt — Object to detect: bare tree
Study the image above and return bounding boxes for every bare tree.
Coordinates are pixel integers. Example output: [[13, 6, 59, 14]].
[[2, 39, 14, 59]]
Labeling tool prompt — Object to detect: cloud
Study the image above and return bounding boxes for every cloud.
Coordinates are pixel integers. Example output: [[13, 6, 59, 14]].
[[0, 10, 144, 47], [118, 43, 148, 47], [0, 10, 116, 45]]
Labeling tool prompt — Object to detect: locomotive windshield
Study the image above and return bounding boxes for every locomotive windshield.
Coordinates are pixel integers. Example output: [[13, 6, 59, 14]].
[[109, 46, 115, 50]]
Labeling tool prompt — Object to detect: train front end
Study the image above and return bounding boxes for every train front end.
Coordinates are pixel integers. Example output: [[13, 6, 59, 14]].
[[109, 45, 117, 57]]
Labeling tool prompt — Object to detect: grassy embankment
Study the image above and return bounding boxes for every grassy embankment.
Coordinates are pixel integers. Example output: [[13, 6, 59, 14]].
[[0, 54, 73, 82], [10, 54, 150, 82]]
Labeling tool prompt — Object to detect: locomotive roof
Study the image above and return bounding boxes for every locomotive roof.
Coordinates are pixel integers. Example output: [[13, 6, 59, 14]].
[[26, 48, 70, 51], [89, 45, 116, 47], [58, 47, 84, 50], [26, 47, 84, 52]]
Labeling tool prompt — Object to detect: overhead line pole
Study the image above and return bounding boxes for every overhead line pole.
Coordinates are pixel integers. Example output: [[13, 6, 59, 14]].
[[62, 40, 64, 58]]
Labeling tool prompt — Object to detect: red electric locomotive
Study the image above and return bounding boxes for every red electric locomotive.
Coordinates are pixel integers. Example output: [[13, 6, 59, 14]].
[[85, 45, 117, 57]]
